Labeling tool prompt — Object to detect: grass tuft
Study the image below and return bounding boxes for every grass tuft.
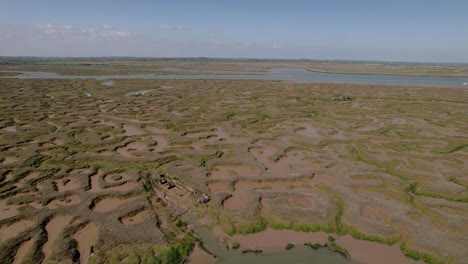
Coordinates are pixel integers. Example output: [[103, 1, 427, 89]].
[[285, 243, 295, 250]]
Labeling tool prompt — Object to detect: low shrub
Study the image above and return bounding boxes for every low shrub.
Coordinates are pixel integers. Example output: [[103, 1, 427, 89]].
[[304, 242, 327, 250], [241, 249, 262, 254], [285, 243, 295, 250], [328, 243, 350, 259]]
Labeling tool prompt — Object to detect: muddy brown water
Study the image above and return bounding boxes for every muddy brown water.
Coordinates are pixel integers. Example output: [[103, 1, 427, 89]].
[[221, 246, 351, 264], [188, 245, 217, 264], [183, 205, 423, 264], [195, 225, 421, 264], [231, 229, 330, 253], [183, 214, 355, 264]]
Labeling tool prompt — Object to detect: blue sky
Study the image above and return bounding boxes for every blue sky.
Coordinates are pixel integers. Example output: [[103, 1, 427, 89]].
[[0, 0, 467, 62]]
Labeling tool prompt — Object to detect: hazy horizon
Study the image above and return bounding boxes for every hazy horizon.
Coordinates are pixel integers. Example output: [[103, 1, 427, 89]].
[[1, 0, 467, 63], [2, 56, 468, 65]]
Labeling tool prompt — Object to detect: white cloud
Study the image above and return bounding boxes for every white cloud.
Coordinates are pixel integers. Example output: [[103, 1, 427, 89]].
[[104, 30, 131, 38], [36, 23, 73, 30], [0, 23, 307, 59], [160, 24, 184, 30], [272, 42, 282, 49], [32, 23, 132, 39], [0, 25, 298, 57], [35, 23, 73, 34], [81, 28, 97, 34]]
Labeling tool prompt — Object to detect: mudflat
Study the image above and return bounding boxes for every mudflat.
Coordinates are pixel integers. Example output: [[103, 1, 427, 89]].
[[0, 75, 467, 263]]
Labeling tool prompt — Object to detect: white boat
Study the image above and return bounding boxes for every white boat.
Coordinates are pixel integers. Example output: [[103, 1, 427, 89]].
[[464, 82, 468, 85]]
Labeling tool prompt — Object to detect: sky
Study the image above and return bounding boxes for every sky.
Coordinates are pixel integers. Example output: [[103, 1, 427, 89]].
[[0, 0, 467, 62]]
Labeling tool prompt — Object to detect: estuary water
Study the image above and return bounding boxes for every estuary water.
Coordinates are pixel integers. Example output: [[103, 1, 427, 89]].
[[2, 68, 468, 87], [182, 214, 354, 264]]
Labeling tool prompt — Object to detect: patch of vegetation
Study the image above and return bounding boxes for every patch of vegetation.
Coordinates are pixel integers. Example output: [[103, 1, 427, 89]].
[[446, 144, 468, 153], [269, 222, 335, 233], [232, 242, 240, 249], [400, 241, 443, 264], [226, 111, 237, 120], [415, 188, 468, 203], [122, 252, 140, 264], [395, 130, 423, 140], [156, 166, 167, 175], [75, 160, 119, 169], [383, 142, 418, 152], [407, 182, 420, 194], [24, 155, 50, 168], [314, 185, 344, 234], [157, 234, 196, 264], [241, 249, 262, 254], [328, 243, 350, 259], [424, 118, 447, 128], [197, 241, 216, 258], [352, 147, 414, 181], [0, 72, 21, 77], [218, 213, 236, 236], [6, 194, 36, 205], [140, 252, 158, 264], [405, 181, 468, 203], [332, 95, 354, 101], [304, 110, 319, 117], [236, 219, 268, 234], [200, 151, 224, 167], [111, 174, 123, 181], [256, 111, 272, 121], [304, 242, 327, 250], [285, 243, 295, 250], [142, 172, 154, 196], [343, 226, 399, 246], [175, 219, 187, 229]]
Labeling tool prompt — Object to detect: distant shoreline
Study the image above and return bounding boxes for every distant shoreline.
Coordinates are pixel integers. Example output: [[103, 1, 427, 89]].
[[1, 56, 468, 65]]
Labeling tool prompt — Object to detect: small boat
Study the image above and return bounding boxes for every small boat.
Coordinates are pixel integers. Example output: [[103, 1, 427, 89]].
[[463, 82, 468, 86]]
